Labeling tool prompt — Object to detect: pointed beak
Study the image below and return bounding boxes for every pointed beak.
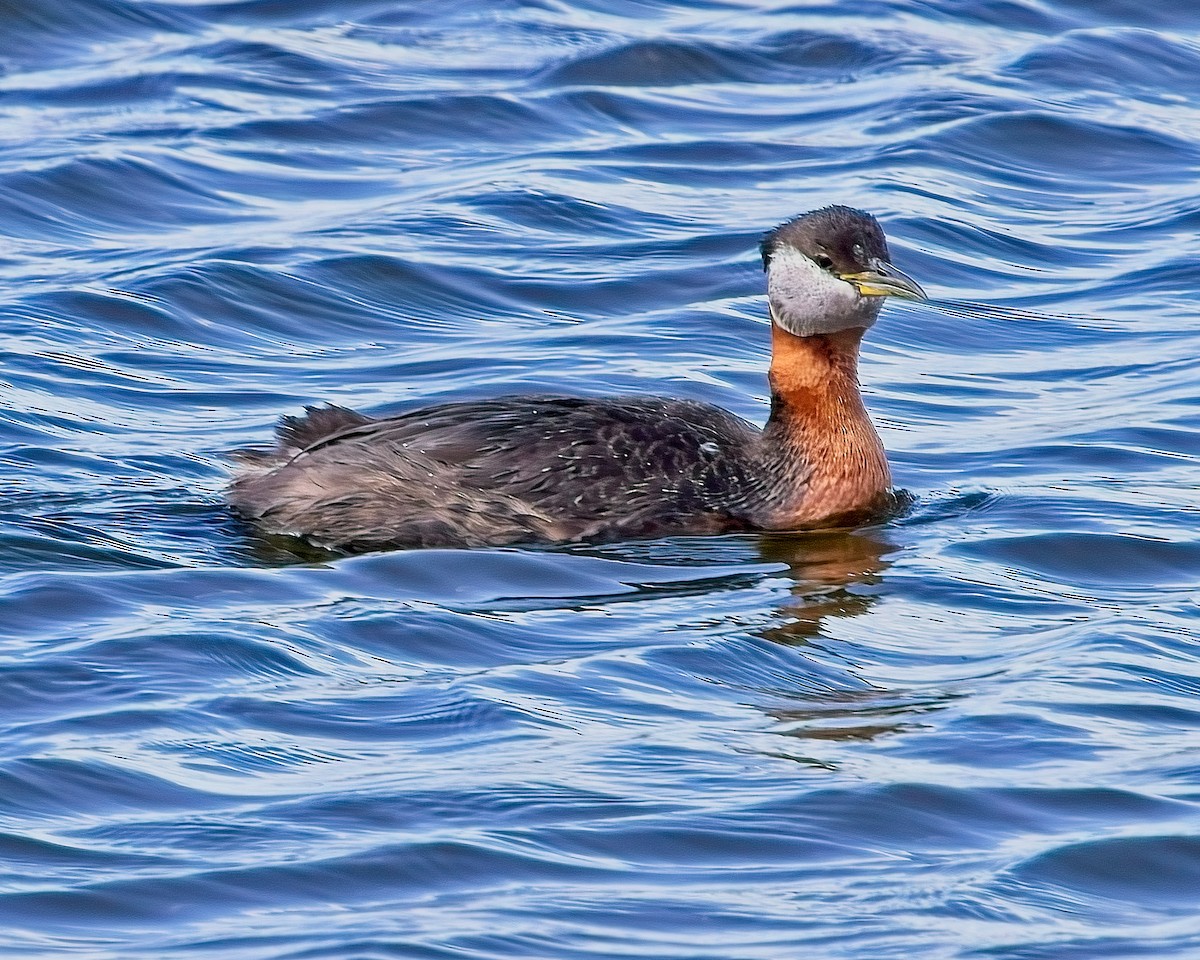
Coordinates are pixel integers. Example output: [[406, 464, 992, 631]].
[[840, 258, 926, 301]]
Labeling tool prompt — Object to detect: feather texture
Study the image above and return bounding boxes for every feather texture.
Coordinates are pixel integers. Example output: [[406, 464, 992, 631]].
[[229, 396, 770, 550]]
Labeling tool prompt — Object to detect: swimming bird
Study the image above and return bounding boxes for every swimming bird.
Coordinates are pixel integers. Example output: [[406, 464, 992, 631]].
[[229, 205, 925, 551]]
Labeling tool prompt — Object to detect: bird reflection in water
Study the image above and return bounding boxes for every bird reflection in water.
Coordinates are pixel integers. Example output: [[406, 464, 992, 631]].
[[749, 519, 956, 750], [754, 525, 892, 646]]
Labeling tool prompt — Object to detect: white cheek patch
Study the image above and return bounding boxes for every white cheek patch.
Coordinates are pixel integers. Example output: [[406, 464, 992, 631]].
[[767, 245, 879, 336]]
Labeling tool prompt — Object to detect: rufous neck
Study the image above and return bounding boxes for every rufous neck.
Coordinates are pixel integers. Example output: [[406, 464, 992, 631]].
[[766, 325, 866, 421], [761, 323, 890, 527]]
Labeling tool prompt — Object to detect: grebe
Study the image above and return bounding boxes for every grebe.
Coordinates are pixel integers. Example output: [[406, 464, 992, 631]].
[[229, 205, 925, 551]]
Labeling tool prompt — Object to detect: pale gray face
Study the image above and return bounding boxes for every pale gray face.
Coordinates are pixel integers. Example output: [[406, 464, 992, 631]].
[[760, 205, 925, 338], [766, 243, 883, 336]]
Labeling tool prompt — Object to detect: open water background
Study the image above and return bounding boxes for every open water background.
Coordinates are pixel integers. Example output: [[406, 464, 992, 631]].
[[3, 1, 1200, 957]]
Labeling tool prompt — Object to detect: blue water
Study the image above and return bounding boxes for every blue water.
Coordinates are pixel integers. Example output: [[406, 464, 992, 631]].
[[3, 1, 1200, 956]]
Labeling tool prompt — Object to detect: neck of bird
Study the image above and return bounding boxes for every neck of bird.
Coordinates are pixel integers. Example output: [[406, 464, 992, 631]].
[[761, 324, 891, 526]]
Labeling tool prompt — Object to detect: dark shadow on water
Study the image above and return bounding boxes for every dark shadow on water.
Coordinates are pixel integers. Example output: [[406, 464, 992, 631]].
[[231, 521, 346, 567]]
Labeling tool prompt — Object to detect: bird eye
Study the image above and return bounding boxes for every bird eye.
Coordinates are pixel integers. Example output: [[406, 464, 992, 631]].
[[852, 242, 865, 261], [813, 254, 834, 271]]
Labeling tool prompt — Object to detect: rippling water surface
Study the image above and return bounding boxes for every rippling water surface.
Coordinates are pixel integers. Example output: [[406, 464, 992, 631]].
[[4, 1, 1200, 956]]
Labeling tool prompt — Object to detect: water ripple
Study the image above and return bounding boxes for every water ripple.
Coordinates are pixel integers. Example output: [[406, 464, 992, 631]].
[[3, 0, 1200, 957]]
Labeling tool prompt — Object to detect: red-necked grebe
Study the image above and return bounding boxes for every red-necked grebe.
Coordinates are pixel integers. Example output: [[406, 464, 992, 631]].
[[229, 205, 925, 550]]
